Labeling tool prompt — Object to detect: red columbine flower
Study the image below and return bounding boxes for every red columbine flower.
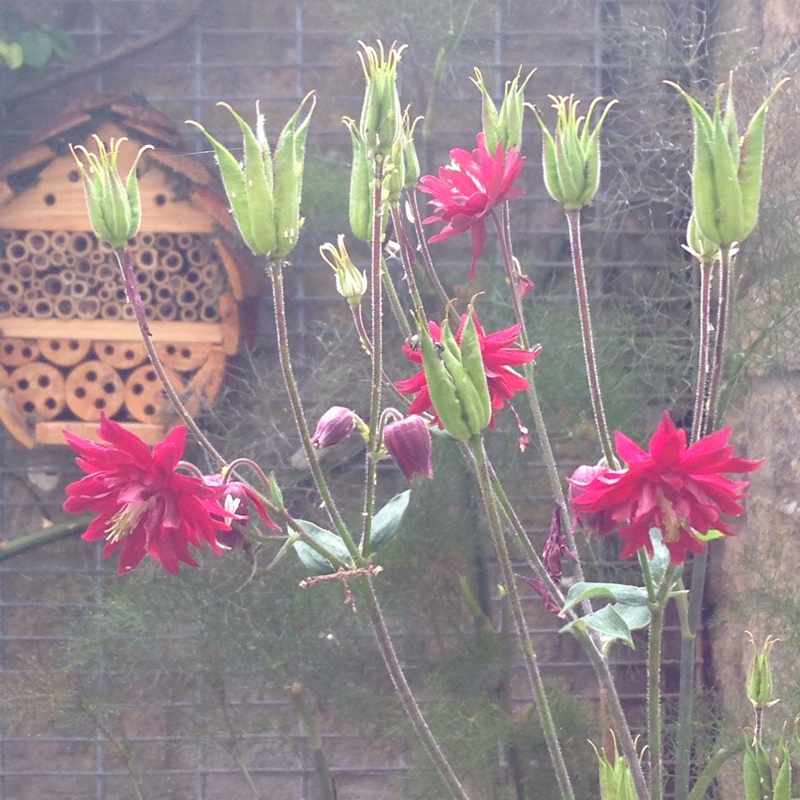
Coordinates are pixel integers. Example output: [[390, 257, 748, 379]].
[[419, 133, 525, 280], [571, 412, 761, 565], [63, 416, 232, 575], [396, 312, 540, 425]]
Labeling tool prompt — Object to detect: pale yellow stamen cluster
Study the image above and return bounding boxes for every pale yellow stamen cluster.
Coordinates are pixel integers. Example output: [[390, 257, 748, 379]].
[[105, 499, 155, 543]]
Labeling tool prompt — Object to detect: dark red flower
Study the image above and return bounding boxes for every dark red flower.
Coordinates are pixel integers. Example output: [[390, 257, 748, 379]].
[[396, 313, 540, 426], [571, 412, 762, 565], [203, 474, 279, 550], [419, 133, 525, 280], [63, 416, 231, 575]]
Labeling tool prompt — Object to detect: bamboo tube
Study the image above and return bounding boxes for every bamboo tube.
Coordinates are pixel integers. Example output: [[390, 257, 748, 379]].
[[0, 262, 12, 277], [9, 361, 65, 420], [50, 231, 71, 252], [156, 302, 178, 321], [31, 254, 49, 271], [71, 233, 91, 255], [70, 280, 89, 299], [38, 338, 91, 366], [139, 233, 156, 247], [75, 259, 93, 276], [89, 250, 107, 265], [32, 299, 55, 318], [0, 297, 11, 314], [179, 288, 198, 306], [186, 246, 206, 266], [94, 340, 147, 369], [50, 252, 65, 267], [23, 288, 39, 302], [200, 285, 218, 304], [24, 231, 49, 255], [156, 341, 211, 371], [97, 287, 113, 302], [202, 262, 221, 284], [152, 267, 169, 285], [155, 285, 173, 302], [163, 250, 183, 272], [120, 304, 136, 321], [65, 360, 124, 421], [64, 254, 77, 268], [124, 363, 185, 423], [96, 239, 114, 254], [155, 234, 172, 251], [6, 240, 29, 263], [101, 301, 121, 319], [54, 296, 76, 319], [176, 233, 194, 250], [184, 268, 201, 285], [136, 247, 158, 269], [16, 262, 35, 281], [201, 305, 220, 322], [43, 275, 64, 295], [77, 297, 101, 319], [136, 286, 152, 306], [134, 269, 150, 287], [0, 339, 40, 367], [180, 306, 198, 322], [168, 275, 182, 290], [2, 279, 24, 300], [14, 300, 30, 316], [96, 263, 116, 282]]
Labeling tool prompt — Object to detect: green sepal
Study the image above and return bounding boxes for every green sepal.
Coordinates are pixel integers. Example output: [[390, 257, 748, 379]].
[[293, 520, 352, 575], [472, 68, 501, 154], [459, 303, 492, 429], [368, 490, 411, 553], [743, 738, 773, 800], [346, 119, 374, 243], [772, 741, 791, 800], [438, 316, 486, 437]]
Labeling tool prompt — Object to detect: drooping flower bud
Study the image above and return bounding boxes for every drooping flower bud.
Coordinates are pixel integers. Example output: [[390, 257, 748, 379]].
[[666, 75, 788, 247], [357, 41, 406, 157], [186, 93, 315, 259], [70, 136, 152, 248], [320, 235, 367, 306], [517, 575, 562, 617], [543, 505, 578, 583], [312, 406, 355, 449], [531, 94, 617, 210], [384, 414, 433, 483], [746, 631, 779, 710], [472, 67, 535, 154]]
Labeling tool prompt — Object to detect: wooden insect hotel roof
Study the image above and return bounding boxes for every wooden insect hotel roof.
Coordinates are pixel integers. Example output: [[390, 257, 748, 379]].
[[0, 93, 264, 449]]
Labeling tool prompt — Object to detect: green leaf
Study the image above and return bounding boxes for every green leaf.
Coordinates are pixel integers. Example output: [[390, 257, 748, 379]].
[[647, 528, 671, 586], [46, 28, 76, 60], [0, 40, 23, 69], [369, 490, 410, 552], [292, 521, 351, 576], [694, 529, 724, 542], [563, 604, 634, 650], [18, 29, 52, 68], [562, 581, 649, 614], [614, 602, 651, 631]]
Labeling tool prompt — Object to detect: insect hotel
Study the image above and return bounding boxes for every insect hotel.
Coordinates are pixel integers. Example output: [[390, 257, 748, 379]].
[[0, 94, 263, 449]]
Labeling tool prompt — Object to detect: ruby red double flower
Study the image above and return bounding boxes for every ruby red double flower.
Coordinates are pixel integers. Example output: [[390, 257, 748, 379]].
[[64, 416, 234, 575], [419, 133, 525, 280], [396, 313, 540, 425], [571, 412, 761, 565]]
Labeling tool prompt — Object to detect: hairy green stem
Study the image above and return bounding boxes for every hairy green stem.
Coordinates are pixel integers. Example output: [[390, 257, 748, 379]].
[[648, 600, 665, 800], [390, 203, 427, 320], [471, 435, 576, 800], [362, 579, 472, 800], [290, 683, 337, 800], [408, 191, 452, 312], [268, 260, 360, 562], [0, 515, 92, 561], [564, 210, 616, 467], [690, 261, 712, 445], [360, 159, 385, 557], [114, 247, 226, 468], [675, 246, 734, 800]]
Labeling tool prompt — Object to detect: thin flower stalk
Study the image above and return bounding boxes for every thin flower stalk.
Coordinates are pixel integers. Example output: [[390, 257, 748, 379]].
[[268, 260, 361, 562], [113, 247, 227, 470], [390, 203, 427, 319], [470, 435, 576, 800], [691, 261, 713, 445], [675, 245, 734, 800], [360, 160, 385, 557], [408, 190, 452, 312], [381, 255, 413, 340], [565, 209, 616, 466], [362, 579, 473, 800], [494, 205, 585, 583]]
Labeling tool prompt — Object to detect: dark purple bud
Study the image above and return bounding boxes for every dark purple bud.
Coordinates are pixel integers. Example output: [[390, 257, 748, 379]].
[[568, 462, 614, 535], [312, 406, 355, 449], [384, 415, 433, 483], [518, 575, 562, 617], [519, 274, 535, 298], [543, 504, 577, 583]]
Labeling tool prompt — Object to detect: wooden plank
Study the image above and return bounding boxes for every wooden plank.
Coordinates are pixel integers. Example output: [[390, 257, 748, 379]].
[[36, 421, 166, 446], [0, 318, 223, 343]]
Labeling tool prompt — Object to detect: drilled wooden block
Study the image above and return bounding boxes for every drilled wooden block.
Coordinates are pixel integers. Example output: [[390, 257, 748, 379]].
[[0, 338, 40, 367], [9, 361, 65, 420], [93, 340, 148, 370], [156, 341, 211, 371], [65, 360, 124, 421], [38, 338, 91, 367]]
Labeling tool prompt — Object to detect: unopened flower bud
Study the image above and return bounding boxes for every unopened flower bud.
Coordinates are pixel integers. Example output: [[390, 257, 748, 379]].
[[384, 414, 433, 483], [746, 632, 779, 710], [70, 136, 152, 248], [543, 505, 577, 583], [532, 94, 617, 210], [517, 575, 562, 617], [320, 235, 367, 306], [312, 406, 355, 449]]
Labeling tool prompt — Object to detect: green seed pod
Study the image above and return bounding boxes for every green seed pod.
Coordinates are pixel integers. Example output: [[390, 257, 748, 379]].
[[472, 67, 535, 154], [746, 633, 779, 710], [357, 41, 406, 156], [667, 76, 788, 247], [401, 109, 422, 189], [70, 136, 152, 248], [744, 738, 773, 800], [272, 91, 316, 259], [345, 118, 374, 243], [438, 319, 486, 437], [772, 741, 791, 800], [471, 68, 501, 155], [459, 304, 492, 429], [418, 317, 472, 441], [531, 94, 617, 210]]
